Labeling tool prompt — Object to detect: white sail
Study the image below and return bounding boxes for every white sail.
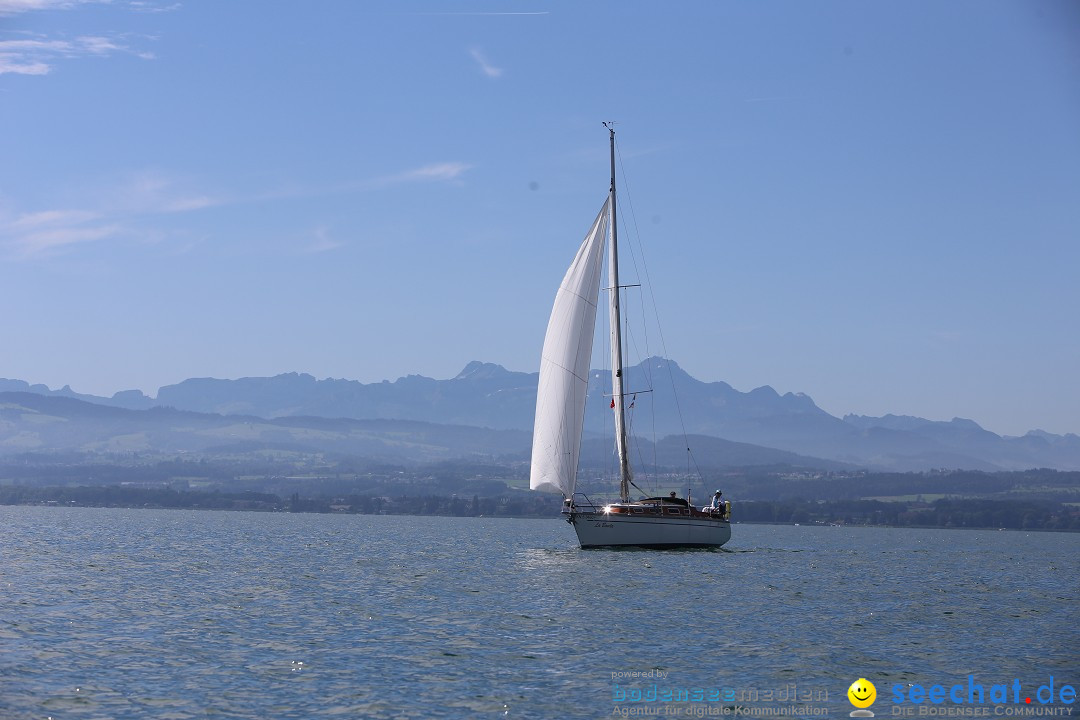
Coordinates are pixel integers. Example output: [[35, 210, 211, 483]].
[[530, 198, 611, 496]]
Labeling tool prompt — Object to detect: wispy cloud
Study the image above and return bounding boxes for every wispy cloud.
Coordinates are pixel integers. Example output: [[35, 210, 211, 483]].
[[401, 162, 472, 182], [0, 56, 50, 74], [0, 173, 221, 259], [300, 226, 344, 255], [0, 206, 118, 258], [469, 47, 502, 78], [110, 172, 220, 214], [0, 33, 156, 74], [9, 208, 100, 230], [245, 161, 474, 200], [379, 162, 473, 187], [0, 0, 163, 73], [16, 223, 121, 256], [0, 0, 173, 14], [1, 162, 470, 260], [0, 0, 98, 13]]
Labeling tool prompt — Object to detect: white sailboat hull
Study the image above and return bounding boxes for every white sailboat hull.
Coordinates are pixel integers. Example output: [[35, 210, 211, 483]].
[[570, 511, 731, 548]]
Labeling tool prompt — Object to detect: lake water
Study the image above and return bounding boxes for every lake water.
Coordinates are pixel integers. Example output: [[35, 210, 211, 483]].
[[1, 507, 1077, 719]]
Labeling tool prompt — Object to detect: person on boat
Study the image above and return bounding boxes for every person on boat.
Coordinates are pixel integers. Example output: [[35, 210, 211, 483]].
[[710, 490, 724, 511]]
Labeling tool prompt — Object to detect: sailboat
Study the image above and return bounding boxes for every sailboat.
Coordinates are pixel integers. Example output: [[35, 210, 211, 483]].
[[529, 126, 732, 549]]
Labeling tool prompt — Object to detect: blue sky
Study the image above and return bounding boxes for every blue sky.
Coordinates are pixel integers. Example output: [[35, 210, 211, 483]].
[[1, 1, 1077, 437]]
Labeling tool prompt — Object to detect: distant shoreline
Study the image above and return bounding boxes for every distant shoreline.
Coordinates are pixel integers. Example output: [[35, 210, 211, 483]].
[[2, 487, 1077, 533]]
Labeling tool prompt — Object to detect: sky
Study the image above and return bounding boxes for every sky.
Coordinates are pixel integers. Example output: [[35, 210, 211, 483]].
[[1, 1, 1078, 438]]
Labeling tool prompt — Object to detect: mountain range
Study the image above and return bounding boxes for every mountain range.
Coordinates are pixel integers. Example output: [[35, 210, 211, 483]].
[[2, 358, 1078, 471]]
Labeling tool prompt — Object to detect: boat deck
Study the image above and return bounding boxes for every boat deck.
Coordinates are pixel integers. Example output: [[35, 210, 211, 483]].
[[564, 496, 731, 522]]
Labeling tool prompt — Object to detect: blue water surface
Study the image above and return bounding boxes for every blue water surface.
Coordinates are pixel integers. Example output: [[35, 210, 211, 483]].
[[1, 507, 1077, 719]]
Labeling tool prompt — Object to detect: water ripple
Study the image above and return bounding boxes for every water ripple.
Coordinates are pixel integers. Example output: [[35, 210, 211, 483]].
[[1, 509, 1077, 719]]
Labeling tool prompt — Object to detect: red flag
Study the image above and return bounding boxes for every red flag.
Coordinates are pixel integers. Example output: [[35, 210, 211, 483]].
[[610, 398, 615, 409]]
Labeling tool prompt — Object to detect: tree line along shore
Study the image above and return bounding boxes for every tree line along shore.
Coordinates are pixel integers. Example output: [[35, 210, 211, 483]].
[[2, 484, 1077, 532]]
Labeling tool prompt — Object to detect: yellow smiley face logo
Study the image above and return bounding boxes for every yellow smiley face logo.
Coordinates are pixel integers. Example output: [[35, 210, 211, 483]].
[[848, 678, 877, 708]]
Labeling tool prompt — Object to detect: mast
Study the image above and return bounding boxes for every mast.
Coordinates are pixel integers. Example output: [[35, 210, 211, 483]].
[[606, 124, 633, 503]]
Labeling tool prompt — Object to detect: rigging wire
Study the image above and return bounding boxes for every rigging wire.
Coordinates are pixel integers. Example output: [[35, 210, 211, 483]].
[[615, 138, 704, 490], [597, 238, 614, 495]]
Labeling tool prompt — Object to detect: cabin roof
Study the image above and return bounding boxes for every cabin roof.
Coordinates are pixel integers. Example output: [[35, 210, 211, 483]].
[[637, 496, 689, 507]]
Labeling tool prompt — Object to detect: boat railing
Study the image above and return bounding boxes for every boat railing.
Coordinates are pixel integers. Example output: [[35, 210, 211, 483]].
[[565, 492, 605, 514], [565, 493, 732, 520]]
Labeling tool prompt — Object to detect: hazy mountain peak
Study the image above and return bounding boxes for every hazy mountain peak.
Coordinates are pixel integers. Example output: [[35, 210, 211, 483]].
[[112, 389, 151, 402], [845, 414, 990, 434], [1025, 429, 1057, 440], [1023, 429, 1080, 444], [782, 391, 820, 408], [948, 417, 988, 432], [455, 361, 510, 380], [638, 356, 695, 381]]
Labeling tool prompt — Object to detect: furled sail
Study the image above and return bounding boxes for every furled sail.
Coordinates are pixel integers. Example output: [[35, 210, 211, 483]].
[[530, 198, 611, 496]]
